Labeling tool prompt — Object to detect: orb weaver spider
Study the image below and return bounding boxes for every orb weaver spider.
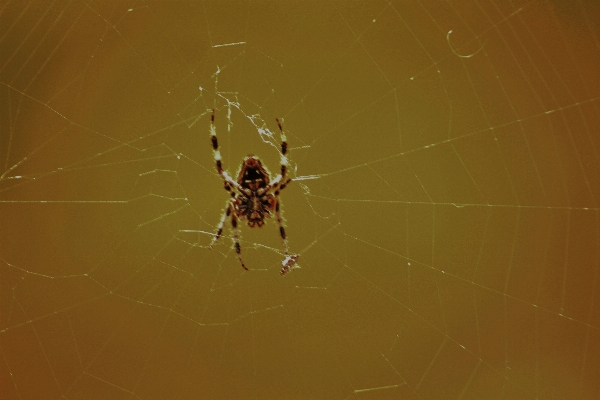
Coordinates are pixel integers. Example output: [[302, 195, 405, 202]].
[[208, 109, 299, 275]]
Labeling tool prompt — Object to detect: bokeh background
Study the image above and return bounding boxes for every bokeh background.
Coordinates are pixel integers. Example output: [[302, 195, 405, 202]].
[[1, 1, 599, 399]]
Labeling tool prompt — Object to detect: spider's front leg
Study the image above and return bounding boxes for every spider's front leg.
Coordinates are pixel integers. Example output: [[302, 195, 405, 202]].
[[269, 118, 291, 189], [276, 118, 288, 180], [210, 109, 244, 194]]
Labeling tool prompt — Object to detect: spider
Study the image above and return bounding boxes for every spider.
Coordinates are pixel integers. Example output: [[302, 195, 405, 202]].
[[208, 109, 299, 275]]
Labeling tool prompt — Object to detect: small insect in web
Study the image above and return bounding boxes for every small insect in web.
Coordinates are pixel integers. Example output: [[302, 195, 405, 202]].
[[208, 109, 300, 276]]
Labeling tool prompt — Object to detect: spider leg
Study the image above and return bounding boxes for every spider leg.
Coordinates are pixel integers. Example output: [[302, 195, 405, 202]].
[[230, 208, 247, 270], [278, 178, 292, 192], [275, 199, 299, 276], [276, 118, 288, 179], [273, 199, 289, 255], [273, 118, 299, 275], [209, 200, 248, 271], [209, 200, 231, 249], [258, 119, 292, 197], [210, 109, 245, 194]]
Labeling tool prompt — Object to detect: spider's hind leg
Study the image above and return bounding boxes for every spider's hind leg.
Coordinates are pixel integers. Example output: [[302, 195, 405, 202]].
[[273, 199, 300, 275], [230, 211, 247, 270], [274, 199, 289, 255], [273, 119, 299, 276], [209, 200, 231, 249], [209, 201, 248, 271]]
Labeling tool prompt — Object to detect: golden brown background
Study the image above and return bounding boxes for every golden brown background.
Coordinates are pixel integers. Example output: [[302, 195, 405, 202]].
[[1, 1, 599, 399]]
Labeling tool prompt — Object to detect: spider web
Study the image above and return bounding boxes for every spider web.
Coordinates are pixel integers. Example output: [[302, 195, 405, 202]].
[[1, 0, 600, 399]]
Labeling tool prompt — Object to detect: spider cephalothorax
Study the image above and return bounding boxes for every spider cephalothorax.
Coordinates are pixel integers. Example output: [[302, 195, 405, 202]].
[[238, 156, 270, 190], [208, 110, 299, 275]]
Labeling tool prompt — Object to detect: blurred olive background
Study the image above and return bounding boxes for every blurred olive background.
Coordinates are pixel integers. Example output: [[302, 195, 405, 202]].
[[1, 1, 599, 399]]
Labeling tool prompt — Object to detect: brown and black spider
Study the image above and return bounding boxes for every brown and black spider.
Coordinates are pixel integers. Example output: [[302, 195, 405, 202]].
[[208, 109, 299, 275]]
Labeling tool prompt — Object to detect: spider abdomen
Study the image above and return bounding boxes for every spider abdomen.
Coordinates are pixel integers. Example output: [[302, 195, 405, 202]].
[[237, 195, 272, 227]]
